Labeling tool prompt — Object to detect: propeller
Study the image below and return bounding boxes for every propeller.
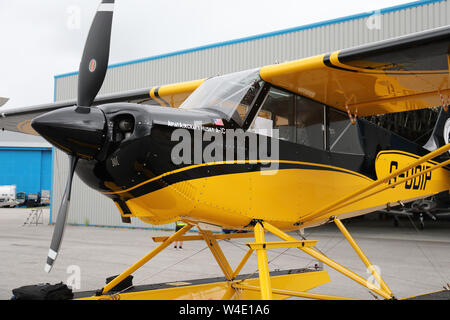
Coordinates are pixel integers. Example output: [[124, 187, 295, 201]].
[[78, 0, 115, 108], [39, 0, 115, 273], [45, 156, 78, 272]]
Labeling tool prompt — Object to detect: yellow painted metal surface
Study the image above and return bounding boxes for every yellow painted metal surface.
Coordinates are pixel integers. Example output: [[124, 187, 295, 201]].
[[118, 160, 373, 229], [231, 249, 254, 280], [101, 224, 193, 295], [254, 223, 273, 300], [375, 150, 450, 195], [199, 228, 234, 280], [260, 51, 450, 116], [152, 232, 254, 243], [300, 145, 450, 226], [246, 240, 317, 249], [77, 270, 330, 300], [233, 284, 354, 300], [262, 221, 394, 300], [334, 218, 392, 297], [150, 79, 205, 108], [111, 151, 449, 231]]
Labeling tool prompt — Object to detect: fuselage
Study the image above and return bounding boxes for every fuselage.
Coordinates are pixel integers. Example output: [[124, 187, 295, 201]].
[[72, 88, 450, 230], [31, 69, 450, 231]]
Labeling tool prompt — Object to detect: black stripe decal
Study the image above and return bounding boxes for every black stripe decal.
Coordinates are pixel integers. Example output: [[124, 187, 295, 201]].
[[111, 161, 369, 199], [154, 87, 170, 107], [378, 151, 450, 171], [323, 54, 448, 75], [323, 54, 357, 73]]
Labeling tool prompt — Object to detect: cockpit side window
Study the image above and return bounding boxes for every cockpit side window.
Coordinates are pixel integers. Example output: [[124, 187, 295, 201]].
[[180, 69, 261, 127], [247, 85, 363, 154], [328, 107, 364, 155], [249, 87, 295, 141], [295, 95, 325, 149], [249, 87, 325, 149]]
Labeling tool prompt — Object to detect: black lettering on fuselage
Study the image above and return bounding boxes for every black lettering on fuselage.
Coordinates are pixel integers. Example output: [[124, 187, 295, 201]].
[[412, 166, 422, 190], [388, 161, 431, 191], [388, 161, 398, 185]]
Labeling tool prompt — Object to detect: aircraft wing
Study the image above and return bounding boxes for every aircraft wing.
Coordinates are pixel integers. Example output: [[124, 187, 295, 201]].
[[260, 25, 450, 116], [3, 25, 449, 135], [0, 79, 204, 136]]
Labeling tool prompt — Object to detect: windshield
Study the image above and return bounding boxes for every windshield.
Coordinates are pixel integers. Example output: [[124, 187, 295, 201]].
[[180, 69, 262, 126]]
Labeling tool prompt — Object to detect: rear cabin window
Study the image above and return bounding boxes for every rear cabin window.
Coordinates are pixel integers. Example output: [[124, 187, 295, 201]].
[[328, 108, 364, 155], [295, 95, 324, 149], [250, 87, 326, 149], [249, 87, 295, 142], [248, 86, 364, 155]]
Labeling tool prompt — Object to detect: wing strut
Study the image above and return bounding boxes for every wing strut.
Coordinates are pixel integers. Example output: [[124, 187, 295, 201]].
[[298, 142, 450, 224], [260, 220, 395, 299]]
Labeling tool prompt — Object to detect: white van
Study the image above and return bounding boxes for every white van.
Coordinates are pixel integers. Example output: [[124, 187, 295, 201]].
[[0, 185, 18, 208]]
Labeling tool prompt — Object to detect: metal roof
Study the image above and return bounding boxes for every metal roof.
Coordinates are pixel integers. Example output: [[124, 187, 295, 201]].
[[54, 0, 446, 79], [0, 130, 51, 149]]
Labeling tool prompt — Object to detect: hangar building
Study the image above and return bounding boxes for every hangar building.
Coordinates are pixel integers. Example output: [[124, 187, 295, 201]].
[[51, 0, 450, 229], [0, 131, 52, 201]]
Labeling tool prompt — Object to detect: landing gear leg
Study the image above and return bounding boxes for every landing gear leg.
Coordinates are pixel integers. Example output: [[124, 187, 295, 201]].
[[98, 223, 193, 295], [419, 213, 425, 230], [393, 214, 400, 227], [253, 221, 273, 300], [262, 220, 395, 300]]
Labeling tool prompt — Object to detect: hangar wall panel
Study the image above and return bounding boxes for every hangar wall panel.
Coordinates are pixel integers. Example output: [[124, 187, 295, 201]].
[[52, 0, 450, 228], [0, 147, 52, 195], [55, 0, 450, 103]]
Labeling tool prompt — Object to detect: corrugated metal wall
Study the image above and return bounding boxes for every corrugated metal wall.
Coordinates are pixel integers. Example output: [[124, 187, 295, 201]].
[[52, 0, 450, 228]]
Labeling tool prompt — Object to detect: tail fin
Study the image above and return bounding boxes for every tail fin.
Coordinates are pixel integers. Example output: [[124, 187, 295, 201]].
[[0, 97, 9, 108], [424, 108, 450, 152]]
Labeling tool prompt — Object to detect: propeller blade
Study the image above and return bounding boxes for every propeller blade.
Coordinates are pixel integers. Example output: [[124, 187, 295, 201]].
[[77, 0, 115, 108], [45, 155, 78, 273]]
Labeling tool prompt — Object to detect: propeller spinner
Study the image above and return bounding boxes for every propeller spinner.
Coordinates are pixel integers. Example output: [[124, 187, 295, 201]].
[[31, 0, 115, 273]]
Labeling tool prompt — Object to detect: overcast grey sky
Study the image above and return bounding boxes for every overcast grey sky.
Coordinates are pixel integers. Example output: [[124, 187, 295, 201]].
[[0, 0, 415, 110]]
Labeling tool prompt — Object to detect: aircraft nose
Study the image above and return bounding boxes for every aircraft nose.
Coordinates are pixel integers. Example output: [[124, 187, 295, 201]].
[[31, 106, 107, 160]]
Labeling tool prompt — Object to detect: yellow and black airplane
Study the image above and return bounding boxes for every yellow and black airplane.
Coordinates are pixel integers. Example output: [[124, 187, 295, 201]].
[[2, 0, 450, 300]]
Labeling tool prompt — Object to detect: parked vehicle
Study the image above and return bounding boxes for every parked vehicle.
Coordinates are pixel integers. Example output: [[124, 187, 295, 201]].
[[25, 192, 41, 208], [0, 185, 18, 208], [40, 190, 51, 206], [16, 192, 27, 207]]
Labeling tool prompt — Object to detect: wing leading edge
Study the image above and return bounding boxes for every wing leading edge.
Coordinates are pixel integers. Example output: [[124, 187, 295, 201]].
[[260, 26, 450, 116], [0, 79, 204, 135], [3, 26, 449, 135]]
